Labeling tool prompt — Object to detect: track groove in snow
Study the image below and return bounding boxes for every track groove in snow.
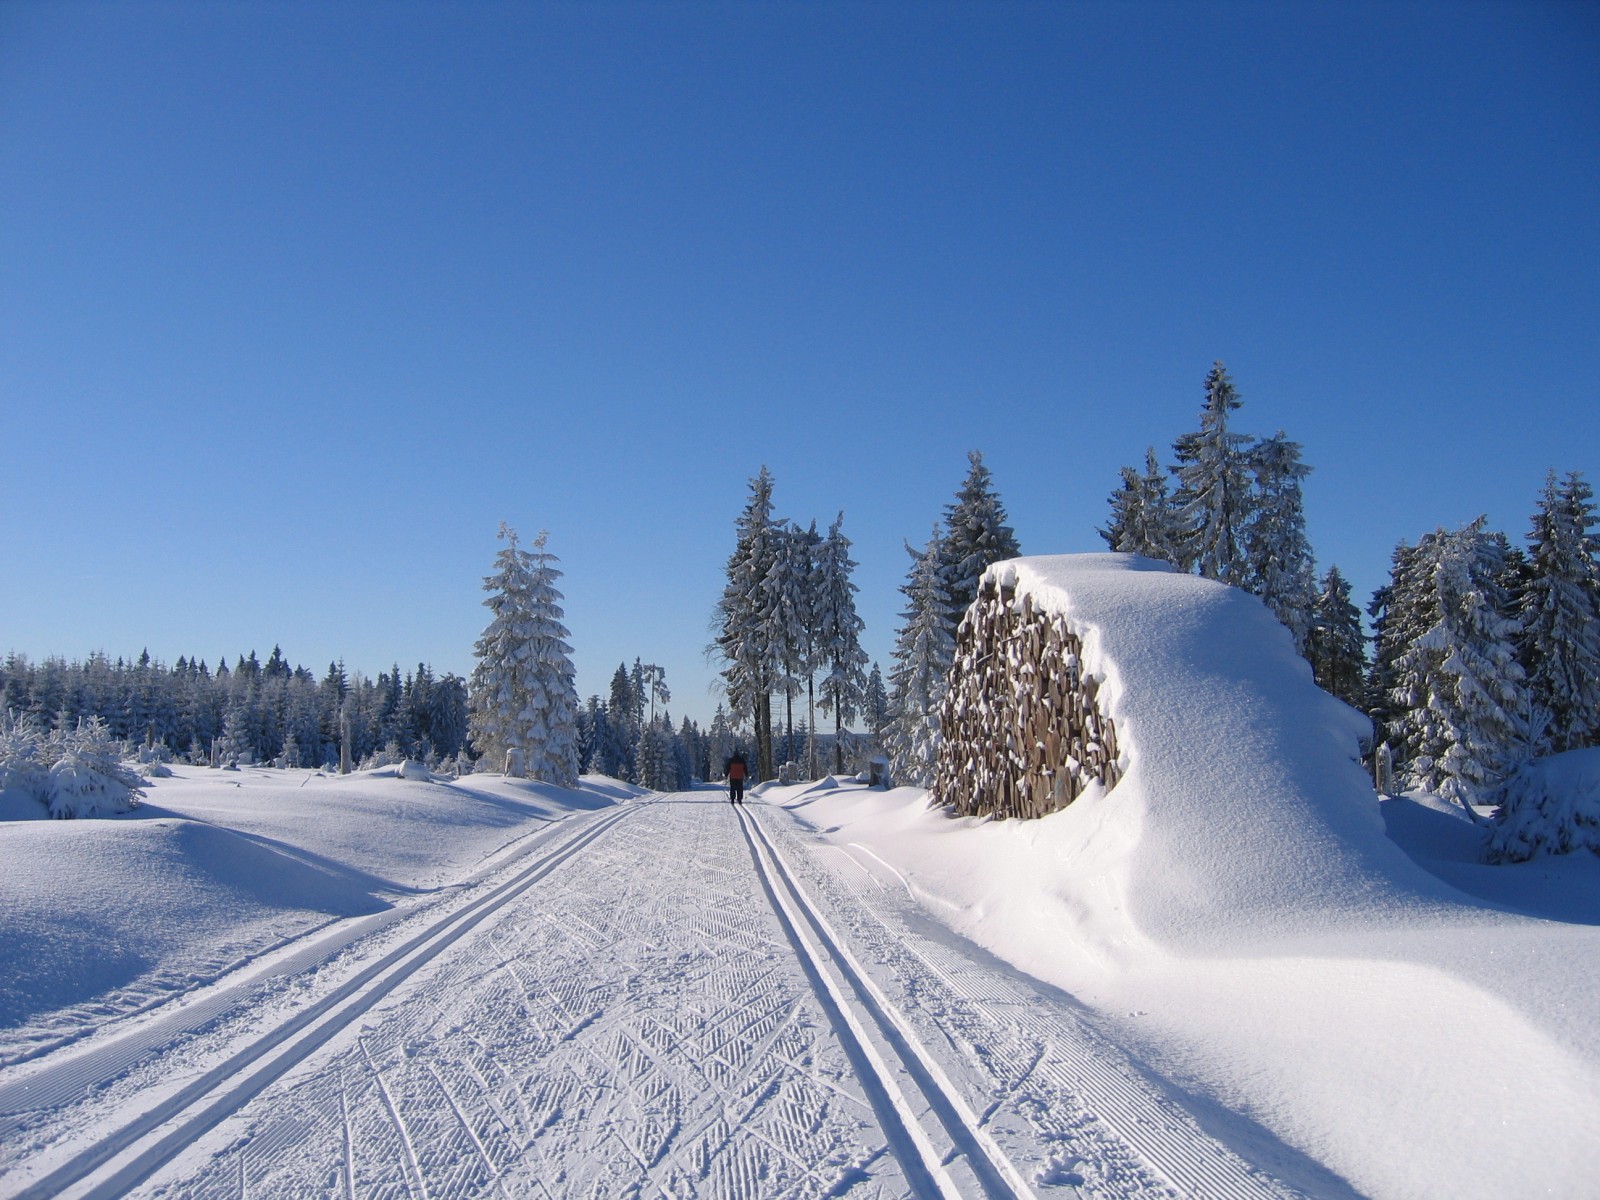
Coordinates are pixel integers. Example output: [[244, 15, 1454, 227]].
[[2, 789, 1329, 1198], [1, 805, 633, 1200]]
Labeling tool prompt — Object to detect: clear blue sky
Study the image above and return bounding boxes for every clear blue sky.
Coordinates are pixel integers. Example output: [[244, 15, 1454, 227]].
[[3, 1, 1596, 726]]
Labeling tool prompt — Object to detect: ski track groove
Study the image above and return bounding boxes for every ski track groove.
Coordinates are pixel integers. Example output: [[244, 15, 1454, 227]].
[[758, 800, 1312, 1199], [1, 788, 1329, 1198], [0, 804, 632, 1200]]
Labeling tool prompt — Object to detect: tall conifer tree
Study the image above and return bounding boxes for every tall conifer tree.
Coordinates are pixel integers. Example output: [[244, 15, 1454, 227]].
[[1172, 362, 1254, 584], [1520, 471, 1600, 752]]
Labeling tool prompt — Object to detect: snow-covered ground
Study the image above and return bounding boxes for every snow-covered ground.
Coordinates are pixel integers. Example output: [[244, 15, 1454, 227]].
[[1, 556, 1597, 1198]]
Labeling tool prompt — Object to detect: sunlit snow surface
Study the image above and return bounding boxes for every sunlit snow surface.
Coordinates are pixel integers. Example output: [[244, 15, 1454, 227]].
[[1, 555, 1597, 1200]]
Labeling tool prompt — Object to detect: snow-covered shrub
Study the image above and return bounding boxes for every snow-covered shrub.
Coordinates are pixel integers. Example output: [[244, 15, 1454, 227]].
[[1487, 748, 1600, 862], [398, 759, 433, 781], [2, 715, 145, 818], [45, 718, 146, 818], [0, 711, 50, 807]]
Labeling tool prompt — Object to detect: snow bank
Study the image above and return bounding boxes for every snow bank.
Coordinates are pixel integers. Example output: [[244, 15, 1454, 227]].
[[766, 554, 1600, 1199], [0, 765, 622, 1063]]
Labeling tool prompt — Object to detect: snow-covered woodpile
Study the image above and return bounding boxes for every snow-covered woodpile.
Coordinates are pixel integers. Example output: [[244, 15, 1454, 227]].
[[933, 574, 1121, 819]]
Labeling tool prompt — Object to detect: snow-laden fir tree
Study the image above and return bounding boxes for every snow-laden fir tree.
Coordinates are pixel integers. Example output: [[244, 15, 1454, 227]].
[[814, 513, 869, 774], [886, 528, 956, 788], [1245, 432, 1318, 652], [1307, 565, 1367, 709], [1368, 541, 1429, 760], [1100, 447, 1180, 564], [764, 521, 819, 771], [1519, 470, 1600, 753], [468, 525, 580, 787], [635, 715, 675, 791], [606, 663, 638, 780], [864, 662, 890, 745], [938, 451, 1021, 636], [1172, 362, 1254, 584], [1393, 518, 1533, 814], [716, 467, 784, 779]]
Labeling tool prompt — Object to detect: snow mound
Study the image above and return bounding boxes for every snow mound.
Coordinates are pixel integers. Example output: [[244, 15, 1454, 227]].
[[985, 553, 1449, 949], [0, 817, 386, 1035]]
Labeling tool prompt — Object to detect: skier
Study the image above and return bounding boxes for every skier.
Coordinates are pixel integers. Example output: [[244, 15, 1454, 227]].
[[725, 752, 748, 805]]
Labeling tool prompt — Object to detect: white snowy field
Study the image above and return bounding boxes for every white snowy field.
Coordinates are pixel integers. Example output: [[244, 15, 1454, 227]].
[[0, 556, 1597, 1199]]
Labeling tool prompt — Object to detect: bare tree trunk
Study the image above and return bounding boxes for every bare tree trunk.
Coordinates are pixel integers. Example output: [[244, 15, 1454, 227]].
[[806, 676, 816, 779], [757, 691, 773, 781]]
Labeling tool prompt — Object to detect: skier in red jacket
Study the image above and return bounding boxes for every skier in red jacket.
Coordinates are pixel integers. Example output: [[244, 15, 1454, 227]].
[[725, 753, 748, 805]]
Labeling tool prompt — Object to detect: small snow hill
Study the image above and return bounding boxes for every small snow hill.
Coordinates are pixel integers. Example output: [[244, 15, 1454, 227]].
[[989, 552, 1456, 951]]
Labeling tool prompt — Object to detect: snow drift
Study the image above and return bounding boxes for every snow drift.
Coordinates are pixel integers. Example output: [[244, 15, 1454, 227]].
[[982, 552, 1452, 951]]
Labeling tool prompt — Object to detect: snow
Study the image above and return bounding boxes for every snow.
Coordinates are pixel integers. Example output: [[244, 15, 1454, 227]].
[[0, 766, 627, 1066], [2, 554, 1596, 1198], [770, 554, 1600, 1199]]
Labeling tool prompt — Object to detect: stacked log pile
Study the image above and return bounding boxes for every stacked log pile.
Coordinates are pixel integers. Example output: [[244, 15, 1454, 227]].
[[933, 575, 1122, 819]]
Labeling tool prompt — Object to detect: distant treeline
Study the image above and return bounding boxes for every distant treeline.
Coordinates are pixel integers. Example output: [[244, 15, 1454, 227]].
[[0, 649, 470, 768]]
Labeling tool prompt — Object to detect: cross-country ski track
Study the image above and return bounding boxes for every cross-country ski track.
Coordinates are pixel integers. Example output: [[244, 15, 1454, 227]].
[[0, 791, 1322, 1199]]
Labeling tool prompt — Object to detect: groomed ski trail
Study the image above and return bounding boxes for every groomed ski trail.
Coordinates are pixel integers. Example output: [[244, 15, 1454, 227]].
[[1, 790, 1330, 1198]]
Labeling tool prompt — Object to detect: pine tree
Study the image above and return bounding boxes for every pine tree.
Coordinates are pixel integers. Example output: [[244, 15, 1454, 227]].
[[1393, 519, 1533, 814], [716, 467, 783, 779], [1308, 565, 1367, 708], [764, 521, 816, 770], [1520, 471, 1600, 753], [1172, 362, 1254, 584], [938, 451, 1021, 635], [468, 525, 580, 786], [814, 513, 869, 773], [864, 662, 890, 744], [1246, 432, 1318, 652], [1368, 541, 1428, 761], [886, 529, 956, 788], [1101, 447, 1179, 563]]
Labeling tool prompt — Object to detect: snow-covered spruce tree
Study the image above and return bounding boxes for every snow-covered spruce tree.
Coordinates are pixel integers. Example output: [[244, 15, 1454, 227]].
[[1308, 565, 1368, 709], [763, 520, 817, 772], [468, 525, 580, 787], [1368, 540, 1428, 761], [1100, 447, 1180, 564], [716, 467, 784, 780], [1393, 519, 1534, 815], [864, 662, 890, 746], [1171, 362, 1255, 585], [814, 513, 869, 774], [1245, 433, 1318, 653], [606, 663, 639, 781], [1519, 470, 1600, 753], [635, 715, 675, 792], [886, 529, 956, 788], [938, 451, 1021, 638]]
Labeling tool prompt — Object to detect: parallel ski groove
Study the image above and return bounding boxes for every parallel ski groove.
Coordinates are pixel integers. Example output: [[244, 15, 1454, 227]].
[[737, 802, 1021, 1200], [760, 801, 1310, 1200], [7, 805, 633, 1200]]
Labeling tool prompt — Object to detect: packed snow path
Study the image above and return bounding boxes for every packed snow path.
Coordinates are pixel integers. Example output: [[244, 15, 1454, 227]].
[[0, 793, 1318, 1199]]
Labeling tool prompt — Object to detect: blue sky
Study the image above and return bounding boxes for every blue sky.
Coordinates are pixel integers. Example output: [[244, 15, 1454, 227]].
[[3, 0, 1596, 726]]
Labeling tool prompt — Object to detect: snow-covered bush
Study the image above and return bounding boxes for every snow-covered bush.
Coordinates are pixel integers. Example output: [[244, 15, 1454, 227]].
[[1, 714, 145, 818], [45, 718, 146, 818], [1487, 748, 1600, 862], [0, 711, 50, 803]]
